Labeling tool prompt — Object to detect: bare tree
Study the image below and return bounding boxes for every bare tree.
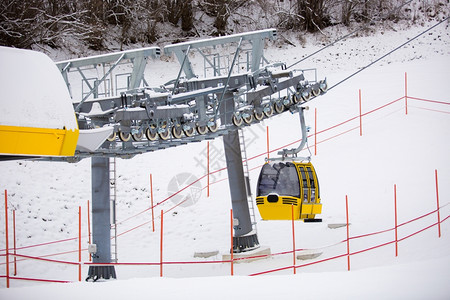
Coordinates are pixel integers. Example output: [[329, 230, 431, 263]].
[[0, 0, 428, 50], [0, 0, 95, 49], [199, 0, 249, 35], [295, 0, 331, 33]]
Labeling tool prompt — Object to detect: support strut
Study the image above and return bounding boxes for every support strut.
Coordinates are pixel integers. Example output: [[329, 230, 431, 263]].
[[221, 92, 259, 253], [87, 157, 116, 281]]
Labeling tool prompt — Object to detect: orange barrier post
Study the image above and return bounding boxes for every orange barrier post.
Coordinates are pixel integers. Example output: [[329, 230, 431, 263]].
[[13, 210, 17, 276], [405, 72, 408, 115], [346, 195, 350, 271], [435, 169, 441, 238], [4, 190, 9, 288], [150, 174, 155, 232], [230, 209, 234, 276], [207, 142, 210, 197], [160, 209, 164, 277], [291, 204, 296, 275], [266, 126, 270, 160], [359, 89, 363, 136], [394, 184, 398, 257], [78, 206, 81, 281], [87, 200, 91, 262], [314, 108, 317, 155]]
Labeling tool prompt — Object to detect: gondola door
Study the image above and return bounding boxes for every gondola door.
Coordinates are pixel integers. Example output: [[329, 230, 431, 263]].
[[297, 163, 322, 220]]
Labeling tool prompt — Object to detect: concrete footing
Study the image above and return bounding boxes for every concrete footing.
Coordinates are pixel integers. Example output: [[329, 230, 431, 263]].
[[222, 246, 271, 263]]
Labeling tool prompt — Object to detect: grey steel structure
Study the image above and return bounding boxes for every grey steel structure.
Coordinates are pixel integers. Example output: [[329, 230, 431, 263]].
[[54, 29, 326, 159], [55, 28, 327, 279], [87, 157, 116, 280]]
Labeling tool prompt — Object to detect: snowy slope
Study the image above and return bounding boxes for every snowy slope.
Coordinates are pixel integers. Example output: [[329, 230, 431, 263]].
[[0, 22, 449, 299]]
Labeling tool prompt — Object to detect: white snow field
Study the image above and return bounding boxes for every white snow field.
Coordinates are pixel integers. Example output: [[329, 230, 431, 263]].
[[1, 22, 449, 299]]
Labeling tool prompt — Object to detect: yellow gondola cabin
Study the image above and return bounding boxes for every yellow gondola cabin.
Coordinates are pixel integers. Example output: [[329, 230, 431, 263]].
[[256, 161, 322, 221]]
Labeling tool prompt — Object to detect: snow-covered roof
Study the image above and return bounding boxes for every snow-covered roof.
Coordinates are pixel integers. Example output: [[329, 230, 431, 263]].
[[0, 46, 78, 130]]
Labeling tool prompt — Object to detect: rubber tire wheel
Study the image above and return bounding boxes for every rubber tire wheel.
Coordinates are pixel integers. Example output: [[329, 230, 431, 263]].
[[320, 81, 328, 92], [172, 125, 183, 139], [302, 91, 311, 101], [158, 129, 170, 140], [254, 111, 264, 121], [145, 128, 157, 141], [197, 125, 208, 135], [312, 88, 320, 97], [264, 105, 274, 118], [274, 102, 284, 114], [132, 132, 143, 141], [282, 96, 291, 107], [243, 114, 253, 124], [119, 131, 131, 142], [208, 121, 218, 133], [184, 127, 195, 137], [232, 115, 243, 127], [107, 132, 116, 142]]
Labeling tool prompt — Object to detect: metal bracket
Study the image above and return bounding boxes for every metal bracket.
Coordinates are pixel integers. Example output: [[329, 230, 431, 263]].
[[270, 106, 311, 162]]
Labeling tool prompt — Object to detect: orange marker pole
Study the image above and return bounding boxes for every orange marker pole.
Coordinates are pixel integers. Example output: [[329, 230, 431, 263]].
[[150, 174, 155, 232], [394, 184, 398, 257], [405, 72, 408, 115], [78, 206, 82, 281], [4, 190, 9, 288], [291, 204, 296, 274], [160, 209, 164, 277], [359, 89, 363, 137], [87, 200, 91, 261], [435, 170, 441, 238], [346, 195, 350, 271], [13, 210, 17, 276], [207, 142, 210, 197], [230, 209, 234, 276], [314, 108, 317, 156]]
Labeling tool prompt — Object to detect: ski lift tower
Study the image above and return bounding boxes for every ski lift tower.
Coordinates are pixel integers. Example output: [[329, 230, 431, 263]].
[[164, 29, 277, 252], [56, 47, 161, 280], [51, 28, 326, 279]]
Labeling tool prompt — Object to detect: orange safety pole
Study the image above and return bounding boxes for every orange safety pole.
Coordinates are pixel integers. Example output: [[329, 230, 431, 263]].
[[405, 72, 408, 115], [346, 195, 350, 271], [435, 170, 441, 238], [87, 200, 92, 261], [4, 190, 10, 288], [150, 174, 155, 232], [13, 210, 16, 276], [291, 204, 296, 274], [314, 108, 317, 156], [207, 142, 210, 197], [394, 184, 398, 257], [266, 126, 270, 160], [160, 209, 164, 277], [78, 206, 81, 282], [359, 89, 363, 136], [230, 209, 234, 276]]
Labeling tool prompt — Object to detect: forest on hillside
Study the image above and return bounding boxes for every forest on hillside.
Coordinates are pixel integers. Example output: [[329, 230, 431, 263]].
[[0, 0, 447, 51]]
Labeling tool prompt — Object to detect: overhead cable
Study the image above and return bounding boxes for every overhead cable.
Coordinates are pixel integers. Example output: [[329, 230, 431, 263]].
[[328, 16, 449, 92], [287, 0, 414, 69]]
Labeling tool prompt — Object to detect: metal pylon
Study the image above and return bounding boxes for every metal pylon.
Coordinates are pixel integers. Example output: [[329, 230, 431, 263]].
[[238, 129, 257, 233], [109, 157, 118, 263]]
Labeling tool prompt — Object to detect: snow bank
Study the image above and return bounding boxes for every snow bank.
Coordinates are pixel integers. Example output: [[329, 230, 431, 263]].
[[0, 254, 449, 300]]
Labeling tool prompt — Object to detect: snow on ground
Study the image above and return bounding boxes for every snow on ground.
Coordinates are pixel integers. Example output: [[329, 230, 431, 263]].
[[2, 254, 450, 300], [0, 22, 449, 299]]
